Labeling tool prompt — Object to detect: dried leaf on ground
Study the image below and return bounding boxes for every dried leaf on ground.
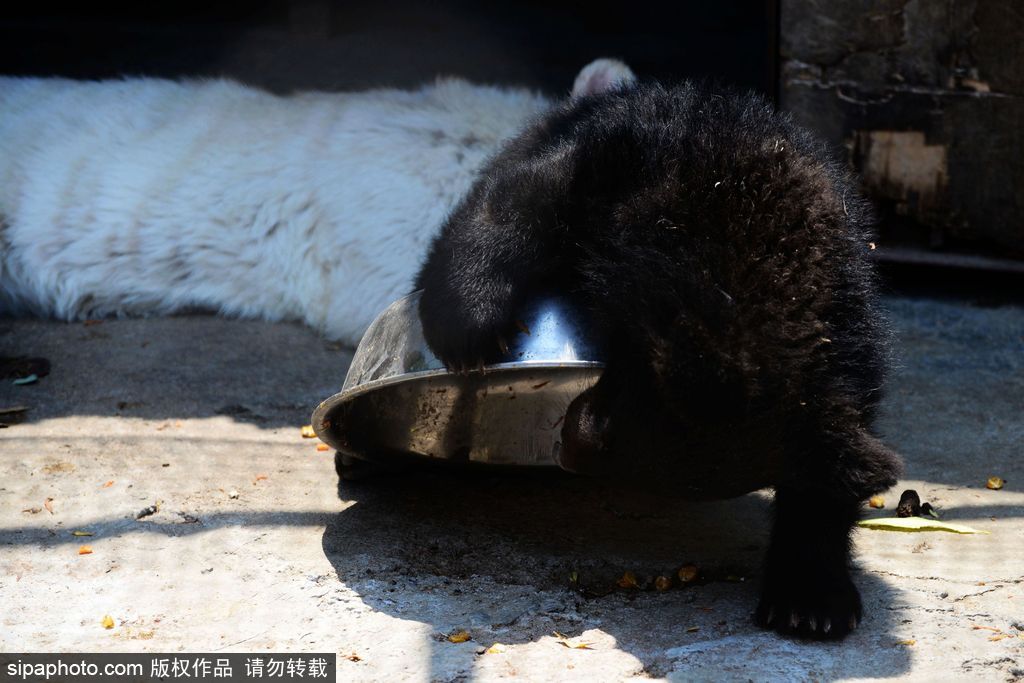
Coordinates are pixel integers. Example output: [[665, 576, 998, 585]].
[[554, 633, 594, 650]]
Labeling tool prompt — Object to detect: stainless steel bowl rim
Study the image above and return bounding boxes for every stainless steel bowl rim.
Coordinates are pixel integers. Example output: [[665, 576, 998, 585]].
[[311, 359, 604, 446]]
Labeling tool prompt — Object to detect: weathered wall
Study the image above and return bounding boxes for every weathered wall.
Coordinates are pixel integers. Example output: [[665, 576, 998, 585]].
[[780, 0, 1023, 254]]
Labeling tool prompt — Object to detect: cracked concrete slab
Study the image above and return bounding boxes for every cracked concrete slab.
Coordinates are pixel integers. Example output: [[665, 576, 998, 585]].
[[1, 295, 1022, 681]]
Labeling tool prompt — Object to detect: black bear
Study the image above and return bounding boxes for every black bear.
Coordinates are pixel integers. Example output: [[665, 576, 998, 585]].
[[416, 80, 902, 640]]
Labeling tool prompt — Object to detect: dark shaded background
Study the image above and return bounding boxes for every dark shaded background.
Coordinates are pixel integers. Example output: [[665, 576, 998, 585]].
[[0, 1, 776, 95]]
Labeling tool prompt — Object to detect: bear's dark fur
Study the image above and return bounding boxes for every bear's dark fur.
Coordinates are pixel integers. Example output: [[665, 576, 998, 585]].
[[415, 81, 902, 640]]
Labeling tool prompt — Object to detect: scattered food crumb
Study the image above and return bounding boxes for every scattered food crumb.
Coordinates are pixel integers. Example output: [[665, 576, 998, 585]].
[[344, 653, 361, 662], [986, 476, 1005, 490], [677, 565, 699, 584], [71, 531, 94, 537], [22, 507, 41, 514], [162, 463, 170, 467], [897, 639, 915, 646], [300, 425, 316, 438], [686, 626, 700, 633], [102, 615, 115, 629], [616, 571, 639, 589], [485, 643, 507, 654], [316, 443, 330, 452], [78, 545, 93, 555], [654, 576, 673, 592], [253, 474, 268, 484], [44, 497, 54, 514], [446, 630, 472, 643], [101, 480, 114, 488], [227, 489, 239, 499], [869, 495, 885, 509]]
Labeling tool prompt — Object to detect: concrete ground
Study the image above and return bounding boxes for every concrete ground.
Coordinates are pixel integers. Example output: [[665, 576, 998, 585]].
[[1, 294, 1022, 681]]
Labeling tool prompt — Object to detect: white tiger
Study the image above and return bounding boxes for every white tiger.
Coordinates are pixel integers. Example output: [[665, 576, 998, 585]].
[[0, 59, 635, 343]]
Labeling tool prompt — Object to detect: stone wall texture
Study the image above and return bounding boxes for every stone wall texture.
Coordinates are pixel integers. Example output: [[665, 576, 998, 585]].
[[780, 0, 1023, 254]]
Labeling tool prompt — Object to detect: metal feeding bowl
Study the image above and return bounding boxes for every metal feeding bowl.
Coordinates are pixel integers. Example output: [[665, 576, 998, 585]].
[[312, 291, 604, 468]]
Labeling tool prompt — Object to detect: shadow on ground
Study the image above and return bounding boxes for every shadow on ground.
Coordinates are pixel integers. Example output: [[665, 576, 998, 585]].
[[320, 466, 912, 680], [3, 291, 1022, 678], [0, 315, 352, 429]]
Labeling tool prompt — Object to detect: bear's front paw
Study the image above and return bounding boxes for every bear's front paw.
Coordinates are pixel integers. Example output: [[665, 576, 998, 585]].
[[755, 572, 862, 640], [418, 290, 514, 372]]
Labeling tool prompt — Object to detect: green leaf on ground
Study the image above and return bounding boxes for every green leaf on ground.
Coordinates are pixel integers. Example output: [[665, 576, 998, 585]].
[[857, 517, 989, 534]]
